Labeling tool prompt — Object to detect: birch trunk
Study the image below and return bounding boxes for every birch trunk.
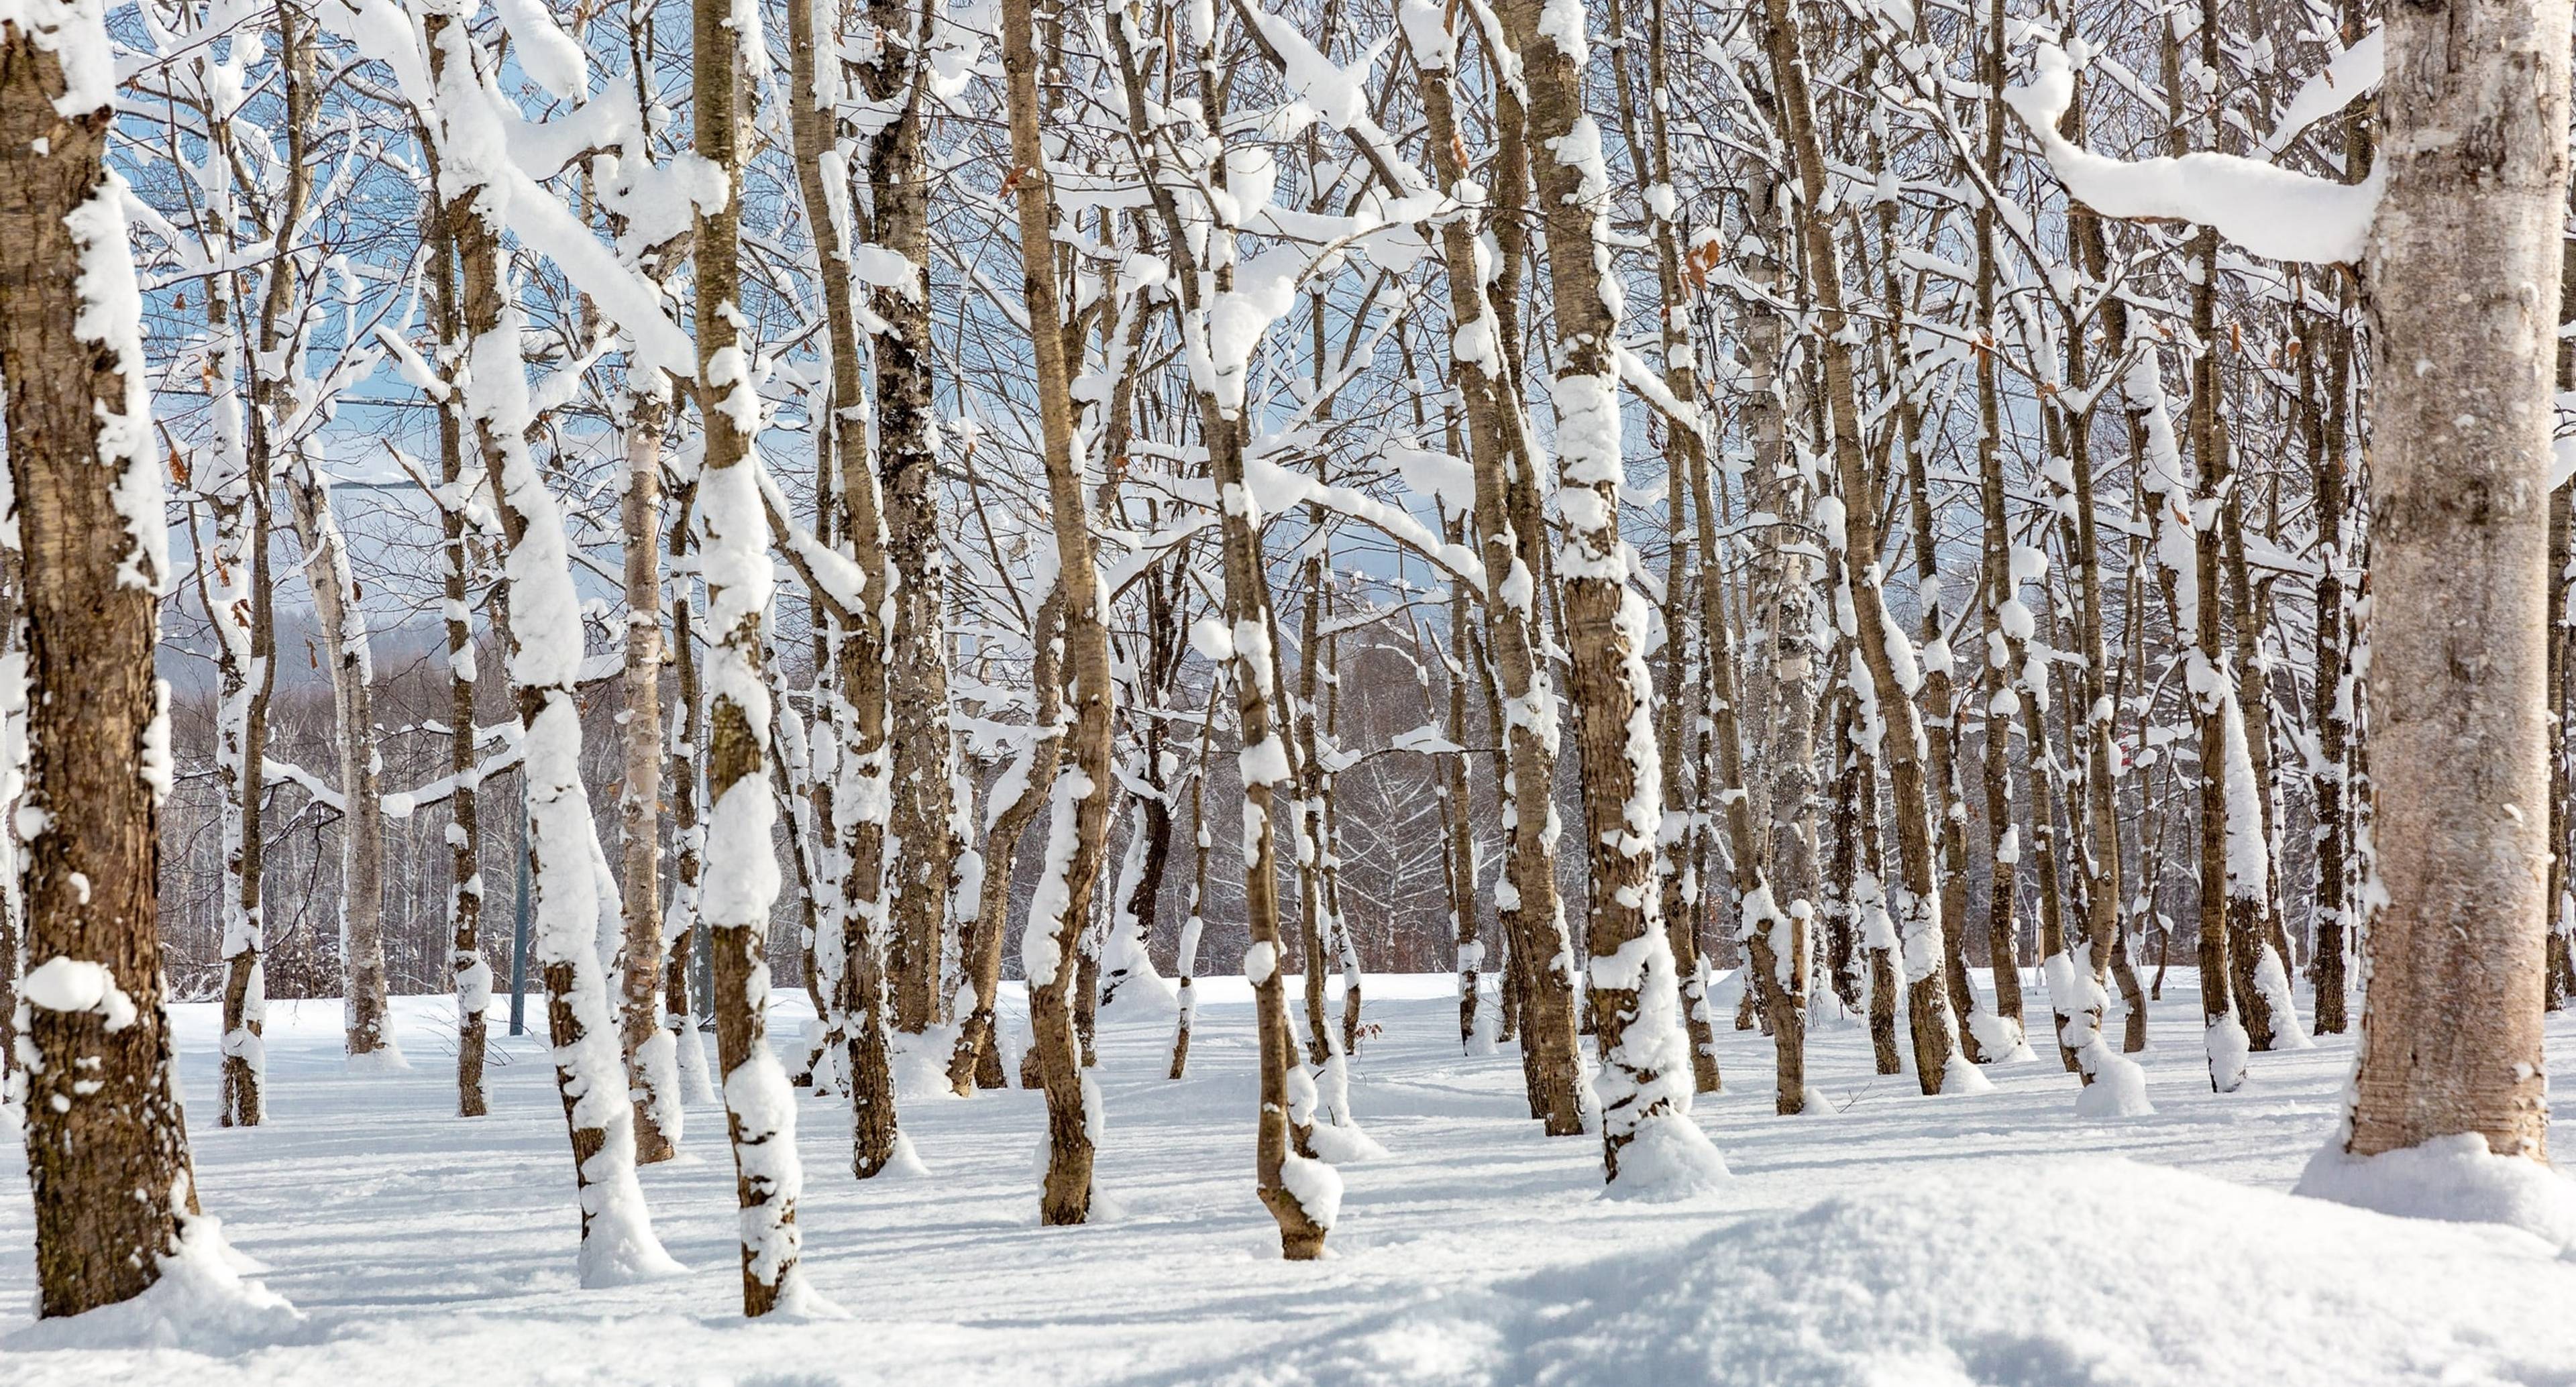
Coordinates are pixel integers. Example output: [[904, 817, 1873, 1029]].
[[1760, 0, 1965, 1093], [287, 466, 398, 1067], [619, 393, 677, 1161], [693, 0, 811, 1311], [864, 0, 957, 1038], [427, 7, 679, 1286], [2341, 0, 2568, 1163]]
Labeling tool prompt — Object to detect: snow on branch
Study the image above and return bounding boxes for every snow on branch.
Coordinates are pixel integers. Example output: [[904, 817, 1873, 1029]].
[[2004, 46, 2381, 265]]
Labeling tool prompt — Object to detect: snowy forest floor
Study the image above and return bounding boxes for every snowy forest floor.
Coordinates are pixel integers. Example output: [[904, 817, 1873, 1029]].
[[3, 971, 2574, 1386]]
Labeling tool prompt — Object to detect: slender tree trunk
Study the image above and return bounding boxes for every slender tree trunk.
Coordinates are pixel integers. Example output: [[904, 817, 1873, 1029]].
[[1000, 0, 1115, 1225], [208, 274, 276, 1125], [429, 201, 488, 1116], [1760, 0, 1965, 1093], [1170, 671, 1217, 1078], [288, 465, 398, 1067], [664, 492, 716, 1107], [618, 393, 677, 1160], [784, 0, 902, 1176], [694, 0, 810, 1312], [949, 592, 1062, 1095]]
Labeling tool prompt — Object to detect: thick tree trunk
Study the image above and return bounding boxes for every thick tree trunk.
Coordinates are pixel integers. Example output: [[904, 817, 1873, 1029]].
[[2343, 0, 2568, 1162], [3, 12, 202, 1317], [1499, 0, 1711, 1183]]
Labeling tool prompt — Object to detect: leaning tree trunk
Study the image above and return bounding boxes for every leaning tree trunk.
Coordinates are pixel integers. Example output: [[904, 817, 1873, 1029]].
[[2339, 0, 2569, 1164], [2, 7, 203, 1317], [1101, 13, 1330, 1252], [784, 0, 902, 1178], [429, 6, 678, 1288]]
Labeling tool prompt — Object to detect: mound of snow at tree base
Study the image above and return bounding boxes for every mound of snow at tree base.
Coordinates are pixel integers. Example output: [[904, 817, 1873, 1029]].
[[1223, 1156, 2576, 1387]]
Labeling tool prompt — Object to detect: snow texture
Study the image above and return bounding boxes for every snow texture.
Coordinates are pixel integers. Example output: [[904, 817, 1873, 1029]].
[[2006, 46, 2381, 264], [6, 1211, 305, 1355], [2296, 1133, 2576, 1251], [1236, 1156, 2576, 1386], [3, 975, 2565, 1386]]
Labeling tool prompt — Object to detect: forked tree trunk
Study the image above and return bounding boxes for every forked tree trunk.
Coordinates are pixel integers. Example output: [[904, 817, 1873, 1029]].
[[1102, 9, 1330, 1252], [1398, 0, 1585, 1136], [2342, 0, 2568, 1163], [427, 7, 678, 1286], [3, 9, 203, 1317], [1401, 8, 1576, 1127], [1000, 0, 1115, 1225], [949, 591, 1062, 1095]]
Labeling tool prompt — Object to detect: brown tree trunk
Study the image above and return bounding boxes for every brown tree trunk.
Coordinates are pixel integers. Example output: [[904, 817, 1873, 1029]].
[[2341, 0, 2567, 1164], [1398, 13, 1585, 1131], [1759, 0, 1964, 1093], [1000, 0, 1115, 1225], [695, 0, 810, 1312], [1499, 0, 1711, 1180], [865, 0, 957, 1038], [950, 592, 1063, 1095], [428, 200, 488, 1117], [3, 12, 203, 1317]]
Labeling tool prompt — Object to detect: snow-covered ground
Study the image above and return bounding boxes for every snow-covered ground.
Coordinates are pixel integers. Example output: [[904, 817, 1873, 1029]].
[[3, 971, 2571, 1385]]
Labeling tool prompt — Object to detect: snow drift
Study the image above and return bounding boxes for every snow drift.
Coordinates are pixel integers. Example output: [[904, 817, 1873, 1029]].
[[1228, 1156, 2576, 1386]]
